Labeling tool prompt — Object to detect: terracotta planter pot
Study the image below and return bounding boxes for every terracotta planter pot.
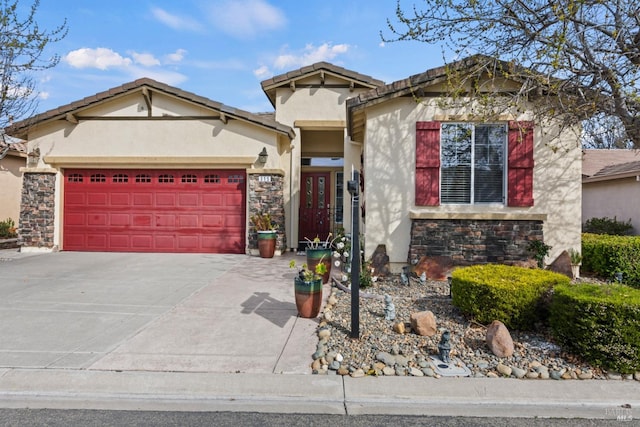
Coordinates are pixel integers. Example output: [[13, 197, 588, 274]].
[[257, 231, 276, 258], [294, 276, 323, 318], [306, 248, 332, 284]]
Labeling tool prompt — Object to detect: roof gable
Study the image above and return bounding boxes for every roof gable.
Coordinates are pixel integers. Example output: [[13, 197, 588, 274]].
[[260, 61, 384, 107], [6, 78, 294, 140], [346, 55, 550, 142]]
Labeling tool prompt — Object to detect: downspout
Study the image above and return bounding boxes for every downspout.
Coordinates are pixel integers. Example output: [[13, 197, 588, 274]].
[[289, 141, 295, 251]]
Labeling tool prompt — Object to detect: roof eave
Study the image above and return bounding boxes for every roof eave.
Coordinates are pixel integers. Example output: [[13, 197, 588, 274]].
[[5, 78, 294, 141], [583, 171, 640, 183]]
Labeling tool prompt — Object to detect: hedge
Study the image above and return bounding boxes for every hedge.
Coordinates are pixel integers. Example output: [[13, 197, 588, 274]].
[[451, 264, 570, 330], [582, 233, 640, 288], [550, 282, 640, 373]]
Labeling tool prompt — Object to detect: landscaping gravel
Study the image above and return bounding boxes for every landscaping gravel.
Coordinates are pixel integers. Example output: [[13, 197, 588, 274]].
[[311, 274, 640, 381]]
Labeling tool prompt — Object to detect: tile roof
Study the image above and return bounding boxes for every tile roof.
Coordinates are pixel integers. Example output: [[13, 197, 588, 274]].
[[0, 140, 26, 153], [592, 159, 640, 177], [0, 138, 27, 160], [260, 61, 384, 107], [582, 149, 640, 177], [5, 78, 295, 140], [346, 55, 516, 141]]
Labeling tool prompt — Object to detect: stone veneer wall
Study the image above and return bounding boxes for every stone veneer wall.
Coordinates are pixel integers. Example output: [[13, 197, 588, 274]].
[[409, 219, 544, 266], [19, 172, 56, 249], [247, 173, 285, 252]]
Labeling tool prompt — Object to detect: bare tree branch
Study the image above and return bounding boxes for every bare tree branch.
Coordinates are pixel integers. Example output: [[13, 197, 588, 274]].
[[0, 0, 67, 131], [383, 0, 640, 148]]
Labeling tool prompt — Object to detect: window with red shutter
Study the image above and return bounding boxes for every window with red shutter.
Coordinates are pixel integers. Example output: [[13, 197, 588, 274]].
[[507, 121, 534, 207], [415, 121, 441, 206]]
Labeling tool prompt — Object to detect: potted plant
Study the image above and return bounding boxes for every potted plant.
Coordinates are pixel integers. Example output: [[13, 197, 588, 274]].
[[568, 248, 582, 279], [304, 234, 335, 284], [290, 260, 327, 318], [250, 212, 277, 258]]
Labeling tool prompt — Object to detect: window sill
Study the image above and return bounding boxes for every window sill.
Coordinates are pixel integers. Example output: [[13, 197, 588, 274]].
[[409, 210, 547, 221]]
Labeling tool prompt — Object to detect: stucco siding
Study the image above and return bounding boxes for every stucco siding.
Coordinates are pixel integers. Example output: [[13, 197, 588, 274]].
[[20, 93, 288, 252], [0, 154, 24, 221], [363, 97, 582, 266], [583, 178, 640, 234]]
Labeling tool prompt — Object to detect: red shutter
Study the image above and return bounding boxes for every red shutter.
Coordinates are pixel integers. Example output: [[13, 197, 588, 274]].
[[508, 121, 534, 207], [415, 121, 441, 206]]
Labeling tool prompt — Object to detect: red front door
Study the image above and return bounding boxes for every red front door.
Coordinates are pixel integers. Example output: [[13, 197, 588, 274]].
[[299, 172, 331, 243]]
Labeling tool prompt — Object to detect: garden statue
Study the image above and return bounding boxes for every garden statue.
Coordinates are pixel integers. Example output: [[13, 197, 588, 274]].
[[401, 266, 409, 286], [384, 294, 396, 321], [419, 271, 427, 285], [438, 330, 451, 364]]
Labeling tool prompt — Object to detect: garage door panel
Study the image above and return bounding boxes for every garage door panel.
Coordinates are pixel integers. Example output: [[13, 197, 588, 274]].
[[177, 235, 199, 250], [64, 234, 85, 247], [110, 193, 130, 205], [178, 193, 199, 206], [178, 215, 199, 227], [63, 169, 246, 253], [88, 214, 108, 226], [202, 214, 223, 228], [133, 214, 152, 227], [131, 235, 153, 249], [87, 193, 108, 205], [202, 194, 222, 206], [224, 213, 243, 228], [156, 214, 176, 227], [133, 193, 153, 206], [66, 193, 86, 205], [225, 193, 244, 206], [155, 235, 176, 250], [156, 193, 176, 206], [65, 213, 86, 226], [109, 235, 131, 249], [86, 234, 108, 249], [110, 213, 130, 226]]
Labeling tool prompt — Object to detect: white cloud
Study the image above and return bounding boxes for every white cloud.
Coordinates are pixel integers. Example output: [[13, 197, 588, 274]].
[[126, 66, 187, 86], [165, 49, 187, 64], [62, 47, 188, 86], [151, 7, 204, 32], [273, 43, 350, 70], [253, 65, 270, 79], [131, 52, 161, 67], [64, 48, 132, 70], [38, 91, 50, 100], [207, 0, 286, 38]]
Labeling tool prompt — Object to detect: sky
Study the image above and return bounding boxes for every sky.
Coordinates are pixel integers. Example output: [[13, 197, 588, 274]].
[[30, 0, 448, 116]]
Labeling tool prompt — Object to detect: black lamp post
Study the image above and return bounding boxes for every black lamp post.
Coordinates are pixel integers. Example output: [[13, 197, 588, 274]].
[[347, 172, 360, 339]]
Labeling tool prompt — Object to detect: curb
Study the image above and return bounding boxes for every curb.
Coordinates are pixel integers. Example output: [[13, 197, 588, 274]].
[[0, 369, 638, 420]]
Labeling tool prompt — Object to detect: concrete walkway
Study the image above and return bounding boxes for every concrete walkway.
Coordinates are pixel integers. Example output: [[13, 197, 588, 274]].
[[0, 250, 638, 420]]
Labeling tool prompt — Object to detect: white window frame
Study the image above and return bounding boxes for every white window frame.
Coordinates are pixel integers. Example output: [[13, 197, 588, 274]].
[[440, 123, 507, 205]]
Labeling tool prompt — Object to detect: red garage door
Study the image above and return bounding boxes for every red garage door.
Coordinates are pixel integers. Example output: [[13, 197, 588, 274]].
[[63, 169, 246, 253]]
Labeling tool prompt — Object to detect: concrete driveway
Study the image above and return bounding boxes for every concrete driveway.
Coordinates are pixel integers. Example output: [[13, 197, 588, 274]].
[[0, 251, 319, 374]]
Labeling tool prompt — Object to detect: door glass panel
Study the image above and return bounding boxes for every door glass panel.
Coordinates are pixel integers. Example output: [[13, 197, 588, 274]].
[[306, 177, 313, 208], [318, 177, 325, 209]]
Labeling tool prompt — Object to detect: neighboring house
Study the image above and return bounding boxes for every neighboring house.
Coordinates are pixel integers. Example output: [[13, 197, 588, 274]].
[[0, 140, 26, 222], [5, 57, 581, 268], [582, 149, 640, 234]]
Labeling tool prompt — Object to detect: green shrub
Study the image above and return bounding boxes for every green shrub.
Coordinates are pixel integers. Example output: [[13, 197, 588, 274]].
[[583, 216, 633, 235], [582, 233, 640, 288], [451, 264, 570, 330], [550, 283, 640, 374], [527, 240, 552, 268], [0, 218, 17, 239]]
